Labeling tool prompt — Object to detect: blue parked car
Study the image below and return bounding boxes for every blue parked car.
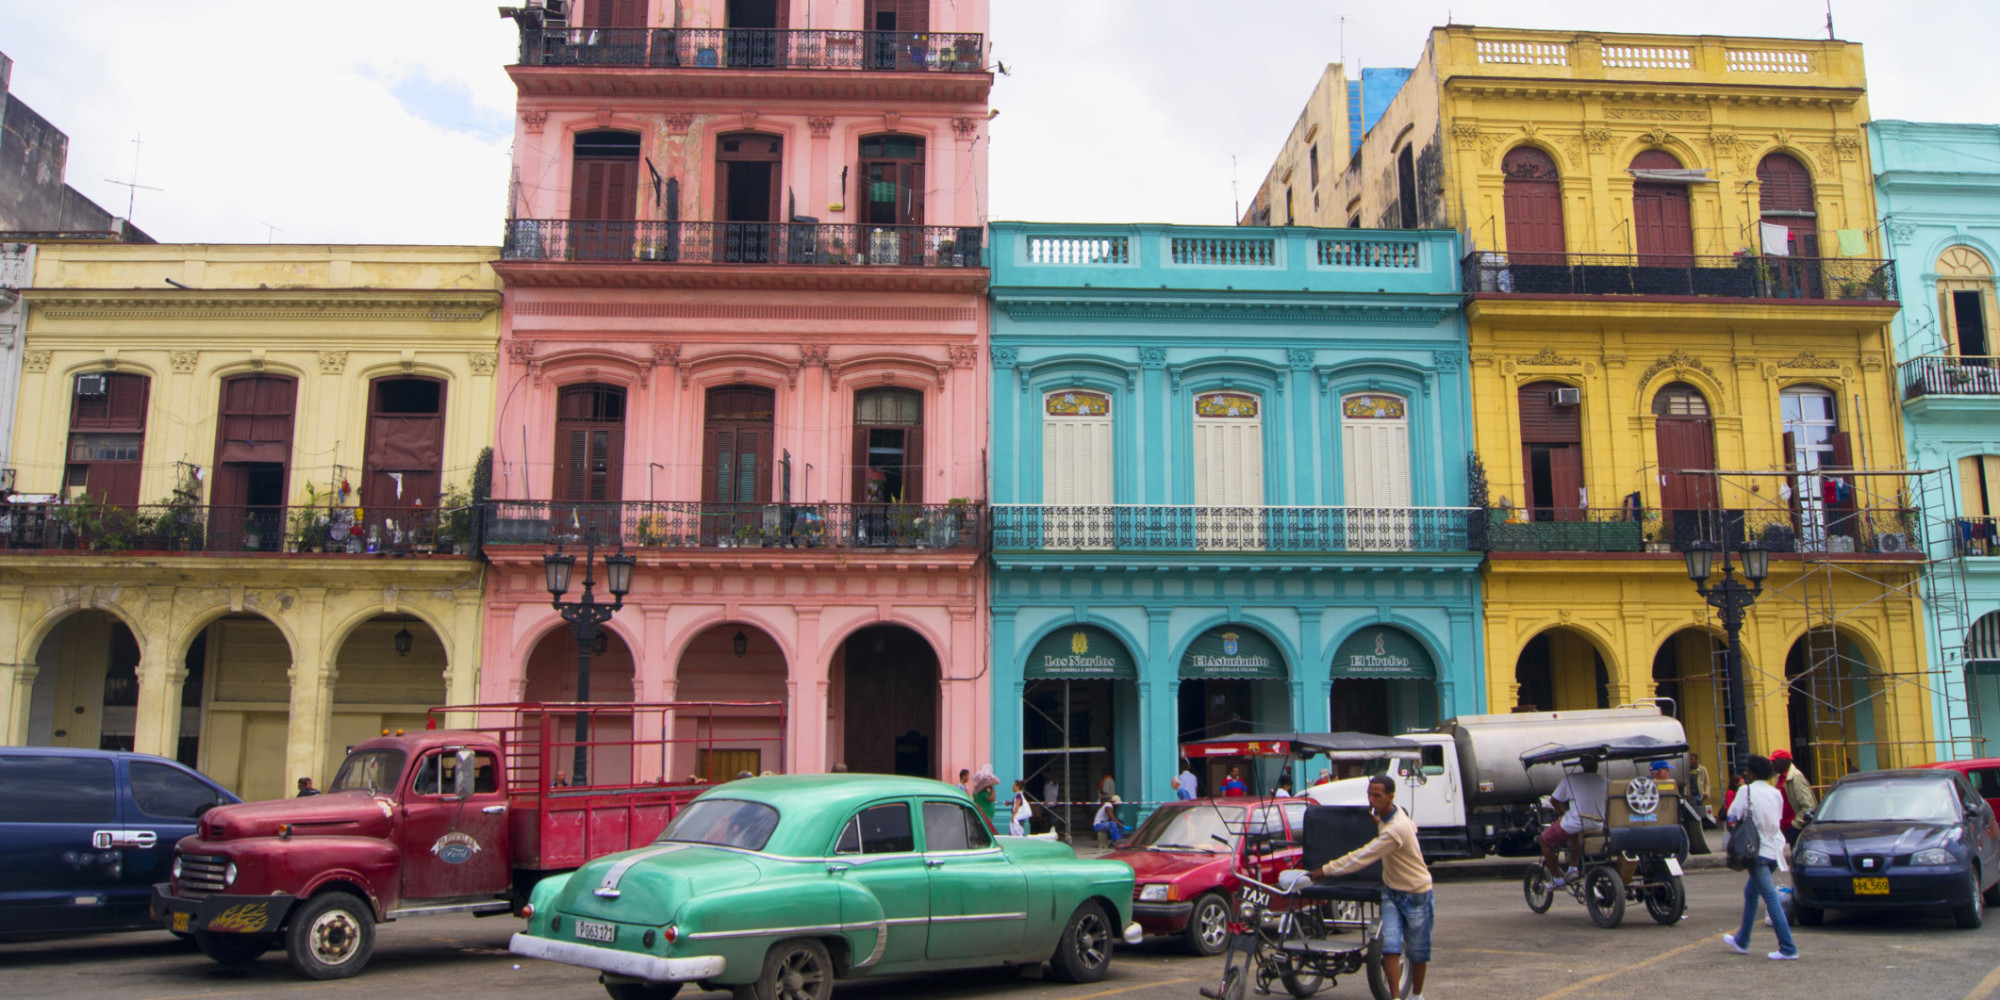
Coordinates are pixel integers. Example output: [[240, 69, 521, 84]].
[[0, 747, 238, 939], [1790, 768, 2000, 929]]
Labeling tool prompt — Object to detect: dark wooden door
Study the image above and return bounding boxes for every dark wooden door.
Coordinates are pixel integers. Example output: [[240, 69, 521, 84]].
[[552, 385, 625, 505], [570, 132, 640, 261], [865, 0, 930, 68], [1653, 384, 1717, 515], [210, 375, 297, 550], [1631, 150, 1693, 261], [702, 387, 774, 543], [65, 373, 149, 507], [362, 378, 446, 545], [583, 0, 645, 28], [715, 133, 782, 263], [1502, 146, 1566, 264], [1758, 152, 1821, 296], [842, 627, 939, 777], [1519, 381, 1584, 522]]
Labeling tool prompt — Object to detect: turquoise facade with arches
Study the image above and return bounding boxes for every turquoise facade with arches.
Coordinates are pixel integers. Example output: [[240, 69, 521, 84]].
[[986, 222, 1483, 821], [1872, 121, 2000, 758]]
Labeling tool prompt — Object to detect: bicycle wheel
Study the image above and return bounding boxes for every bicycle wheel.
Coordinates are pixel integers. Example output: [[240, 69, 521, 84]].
[[1277, 906, 1327, 998], [1200, 931, 1254, 1000], [1523, 863, 1555, 914]]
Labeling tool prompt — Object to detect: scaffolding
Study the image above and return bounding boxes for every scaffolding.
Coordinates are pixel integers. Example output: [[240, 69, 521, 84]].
[[1684, 464, 1979, 788]]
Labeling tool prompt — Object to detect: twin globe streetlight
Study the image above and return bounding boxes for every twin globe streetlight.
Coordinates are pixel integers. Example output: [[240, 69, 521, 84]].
[[543, 526, 635, 785], [1684, 539, 1771, 775]]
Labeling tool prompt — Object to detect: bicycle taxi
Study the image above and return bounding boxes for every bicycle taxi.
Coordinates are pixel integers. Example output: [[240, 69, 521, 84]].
[[1518, 733, 1690, 928], [1183, 732, 1422, 1000]]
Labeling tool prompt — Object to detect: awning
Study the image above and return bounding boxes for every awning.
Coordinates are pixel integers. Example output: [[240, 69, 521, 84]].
[[1024, 625, 1137, 681], [1180, 626, 1285, 680], [1628, 168, 1717, 183], [1331, 627, 1435, 680]]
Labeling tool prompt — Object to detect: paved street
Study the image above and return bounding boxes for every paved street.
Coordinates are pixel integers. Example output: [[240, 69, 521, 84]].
[[7, 870, 1999, 1000]]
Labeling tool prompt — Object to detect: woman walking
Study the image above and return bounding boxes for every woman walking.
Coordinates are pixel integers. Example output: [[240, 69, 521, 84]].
[[1723, 754, 1799, 960]]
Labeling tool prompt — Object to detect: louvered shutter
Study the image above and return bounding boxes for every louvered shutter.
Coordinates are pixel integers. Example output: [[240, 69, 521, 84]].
[[901, 426, 923, 503], [1549, 445, 1584, 522], [852, 427, 871, 502]]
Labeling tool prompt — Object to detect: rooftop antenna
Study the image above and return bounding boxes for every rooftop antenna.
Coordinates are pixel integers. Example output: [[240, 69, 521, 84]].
[[1825, 0, 1835, 39], [1230, 153, 1241, 223], [261, 222, 283, 243], [1338, 15, 1352, 65], [101, 134, 162, 223]]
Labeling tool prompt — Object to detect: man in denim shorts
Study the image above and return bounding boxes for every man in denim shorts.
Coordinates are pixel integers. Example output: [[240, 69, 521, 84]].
[[1319, 775, 1433, 1000]]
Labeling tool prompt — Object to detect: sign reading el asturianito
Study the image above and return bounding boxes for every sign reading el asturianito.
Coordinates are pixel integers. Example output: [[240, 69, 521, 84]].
[[1180, 626, 1285, 679]]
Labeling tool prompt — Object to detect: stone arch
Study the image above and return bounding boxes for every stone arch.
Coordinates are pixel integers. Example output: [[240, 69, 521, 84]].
[[1512, 624, 1617, 712], [520, 618, 636, 703], [1781, 624, 1891, 781], [17, 597, 150, 667], [326, 612, 450, 781], [658, 608, 802, 682], [827, 622, 942, 777], [20, 608, 143, 754], [669, 620, 789, 782]]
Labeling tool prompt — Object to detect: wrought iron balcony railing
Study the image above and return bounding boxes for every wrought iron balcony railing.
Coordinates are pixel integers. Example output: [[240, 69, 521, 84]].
[[1463, 251, 1896, 303], [515, 26, 986, 73], [503, 220, 983, 268], [482, 500, 984, 552], [1902, 355, 2000, 399], [1485, 505, 1926, 556], [1958, 517, 1998, 557], [0, 503, 472, 556], [989, 505, 1479, 553]]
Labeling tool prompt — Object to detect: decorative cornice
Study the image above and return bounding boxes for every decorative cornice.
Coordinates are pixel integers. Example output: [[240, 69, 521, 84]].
[[521, 110, 547, 134], [1432, 350, 1462, 373], [807, 115, 835, 138], [1287, 348, 1316, 370], [951, 117, 979, 140], [168, 349, 199, 373], [798, 343, 828, 366], [1138, 347, 1168, 368], [317, 351, 348, 374], [664, 111, 695, 134], [1515, 346, 1580, 367], [1777, 349, 1840, 369], [23, 349, 50, 372], [991, 345, 1019, 369], [948, 344, 979, 368], [22, 290, 499, 322], [468, 352, 498, 375], [1639, 349, 1718, 386]]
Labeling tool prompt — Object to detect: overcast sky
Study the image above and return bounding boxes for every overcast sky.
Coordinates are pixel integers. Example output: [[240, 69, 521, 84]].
[[4, 1, 1996, 244]]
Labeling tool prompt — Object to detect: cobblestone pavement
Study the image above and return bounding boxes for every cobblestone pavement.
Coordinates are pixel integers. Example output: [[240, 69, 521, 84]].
[[5, 869, 1998, 1000]]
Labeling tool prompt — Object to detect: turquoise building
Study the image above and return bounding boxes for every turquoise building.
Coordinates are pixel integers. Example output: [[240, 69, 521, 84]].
[[1872, 121, 2000, 757], [986, 223, 1483, 818]]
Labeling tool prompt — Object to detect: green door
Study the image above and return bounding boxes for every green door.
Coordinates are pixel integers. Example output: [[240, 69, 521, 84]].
[[920, 800, 1027, 960], [833, 801, 930, 967]]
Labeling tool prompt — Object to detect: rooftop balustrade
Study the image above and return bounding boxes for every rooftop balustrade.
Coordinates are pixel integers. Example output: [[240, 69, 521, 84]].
[[990, 223, 1460, 296]]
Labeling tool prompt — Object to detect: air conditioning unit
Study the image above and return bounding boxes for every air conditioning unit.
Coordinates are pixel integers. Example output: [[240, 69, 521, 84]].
[[75, 374, 107, 397], [1550, 387, 1582, 406], [1875, 532, 1910, 553]]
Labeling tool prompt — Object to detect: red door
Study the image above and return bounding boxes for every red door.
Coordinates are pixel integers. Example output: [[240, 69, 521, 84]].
[[583, 0, 645, 27], [1502, 147, 1566, 265], [702, 387, 774, 543], [551, 385, 626, 538], [1758, 153, 1821, 296], [399, 749, 510, 903], [1631, 150, 1693, 263], [210, 375, 297, 550], [570, 132, 640, 261], [1653, 383, 1717, 515], [362, 377, 446, 543], [1519, 382, 1584, 522], [64, 373, 149, 507]]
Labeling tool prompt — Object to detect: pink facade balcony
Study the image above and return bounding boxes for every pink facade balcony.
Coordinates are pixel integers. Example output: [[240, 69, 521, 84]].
[[482, 500, 984, 552], [502, 219, 982, 268], [514, 27, 985, 74]]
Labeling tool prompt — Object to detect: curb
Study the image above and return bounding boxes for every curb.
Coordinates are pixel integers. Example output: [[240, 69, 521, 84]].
[[1430, 849, 1724, 883]]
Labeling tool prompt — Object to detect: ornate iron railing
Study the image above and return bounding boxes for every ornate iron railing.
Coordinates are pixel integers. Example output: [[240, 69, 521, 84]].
[[1958, 517, 1999, 557], [989, 505, 1478, 553], [502, 220, 983, 268], [1902, 355, 2000, 398], [1485, 505, 1924, 555], [0, 503, 471, 555], [516, 27, 986, 73], [482, 500, 984, 551], [1463, 251, 1896, 302]]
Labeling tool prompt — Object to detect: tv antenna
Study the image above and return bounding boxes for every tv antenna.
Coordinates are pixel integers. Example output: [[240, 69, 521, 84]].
[[1825, 0, 1835, 39], [1338, 15, 1352, 65], [101, 134, 162, 223], [262, 222, 284, 243], [1230, 152, 1241, 223]]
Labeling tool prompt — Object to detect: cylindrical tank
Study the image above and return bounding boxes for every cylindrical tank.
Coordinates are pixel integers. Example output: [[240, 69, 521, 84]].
[[1441, 706, 1688, 808]]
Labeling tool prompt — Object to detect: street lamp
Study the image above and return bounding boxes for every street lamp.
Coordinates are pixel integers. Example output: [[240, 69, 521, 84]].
[[393, 627, 413, 657], [1685, 540, 1770, 774], [544, 525, 636, 784]]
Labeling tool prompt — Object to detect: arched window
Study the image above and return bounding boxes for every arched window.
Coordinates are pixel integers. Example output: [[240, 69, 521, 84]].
[[1341, 394, 1410, 506], [553, 384, 626, 503], [1042, 390, 1113, 549], [1518, 381, 1582, 522], [1652, 382, 1716, 520], [1630, 149, 1693, 260], [1757, 153, 1817, 257], [570, 130, 640, 260], [853, 388, 923, 503], [1502, 146, 1566, 262], [64, 371, 149, 506], [1936, 247, 1996, 360], [1192, 393, 1264, 549]]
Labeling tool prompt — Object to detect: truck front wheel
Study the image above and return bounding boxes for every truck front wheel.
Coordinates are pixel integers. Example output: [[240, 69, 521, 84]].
[[285, 891, 376, 980], [194, 929, 273, 965]]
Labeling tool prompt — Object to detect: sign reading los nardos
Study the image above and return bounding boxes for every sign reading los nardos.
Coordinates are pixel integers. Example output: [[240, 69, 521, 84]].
[[1025, 626, 1137, 680]]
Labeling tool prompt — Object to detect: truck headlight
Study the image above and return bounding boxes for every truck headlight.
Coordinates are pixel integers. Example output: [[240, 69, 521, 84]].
[[1912, 848, 1954, 866], [223, 862, 238, 888], [1797, 849, 1830, 867], [171, 856, 183, 881], [1138, 884, 1169, 902]]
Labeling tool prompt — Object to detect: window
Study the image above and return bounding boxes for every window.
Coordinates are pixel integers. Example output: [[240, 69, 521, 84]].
[[837, 802, 916, 854], [582, 0, 646, 28], [1756, 153, 1817, 257], [410, 751, 499, 796], [1309, 143, 1320, 188], [1631, 149, 1693, 260], [1937, 247, 1997, 359], [130, 761, 221, 819], [331, 749, 406, 795], [210, 374, 297, 549], [922, 801, 992, 851], [1192, 392, 1264, 549], [64, 372, 148, 506], [570, 130, 641, 260], [859, 134, 925, 229], [1518, 381, 1583, 522], [1502, 146, 1565, 263], [1652, 383, 1717, 517], [1960, 457, 2000, 555], [660, 798, 781, 851], [1781, 387, 1849, 547], [363, 377, 446, 511], [716, 132, 783, 262], [1342, 393, 1412, 549], [0, 755, 115, 824], [1396, 144, 1419, 228], [1043, 390, 1113, 548], [554, 384, 626, 503], [853, 388, 923, 503]]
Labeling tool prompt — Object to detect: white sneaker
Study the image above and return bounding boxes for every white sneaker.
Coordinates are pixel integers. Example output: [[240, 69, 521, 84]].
[[1763, 915, 1773, 927], [1550, 877, 1567, 889], [1721, 933, 1748, 955], [1769, 951, 1799, 961]]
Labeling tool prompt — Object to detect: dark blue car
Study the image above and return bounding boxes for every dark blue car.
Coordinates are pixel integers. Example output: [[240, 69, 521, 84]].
[[0, 748, 238, 939], [1790, 768, 2000, 929]]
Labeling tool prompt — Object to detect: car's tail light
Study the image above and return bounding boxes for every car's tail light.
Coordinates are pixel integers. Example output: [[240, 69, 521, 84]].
[[520, 903, 534, 919], [663, 924, 678, 943]]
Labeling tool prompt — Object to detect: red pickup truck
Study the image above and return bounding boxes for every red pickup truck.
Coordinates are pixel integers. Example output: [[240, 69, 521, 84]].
[[150, 701, 782, 979]]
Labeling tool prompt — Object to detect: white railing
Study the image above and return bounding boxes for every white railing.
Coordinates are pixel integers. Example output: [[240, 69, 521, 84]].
[[1317, 239, 1421, 269], [1027, 235, 1130, 265], [1476, 40, 1569, 65], [1171, 237, 1275, 266], [1727, 49, 1815, 73], [1602, 45, 1692, 70]]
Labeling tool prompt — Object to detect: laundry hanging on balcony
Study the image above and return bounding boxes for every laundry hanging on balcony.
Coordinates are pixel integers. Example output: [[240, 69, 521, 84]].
[[1760, 222, 1792, 256]]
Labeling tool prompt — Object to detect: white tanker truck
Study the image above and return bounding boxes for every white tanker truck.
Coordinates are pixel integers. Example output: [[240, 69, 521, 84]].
[[1307, 705, 1709, 860]]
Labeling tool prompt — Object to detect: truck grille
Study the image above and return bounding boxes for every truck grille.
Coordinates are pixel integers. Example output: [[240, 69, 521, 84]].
[[178, 853, 229, 896]]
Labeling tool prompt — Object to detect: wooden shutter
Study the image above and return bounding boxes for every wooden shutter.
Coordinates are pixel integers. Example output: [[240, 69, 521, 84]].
[[1631, 150, 1692, 259], [1042, 412, 1113, 505], [1517, 383, 1580, 442], [596, 426, 625, 502], [851, 427, 871, 503], [571, 158, 638, 221], [1960, 456, 2000, 518], [904, 162, 925, 227], [1656, 417, 1717, 513], [1502, 147, 1566, 262], [901, 426, 923, 504], [1548, 445, 1585, 522], [1343, 418, 1410, 507], [1193, 413, 1262, 505], [215, 375, 297, 464], [865, 0, 928, 31], [587, 0, 645, 28], [703, 427, 732, 504]]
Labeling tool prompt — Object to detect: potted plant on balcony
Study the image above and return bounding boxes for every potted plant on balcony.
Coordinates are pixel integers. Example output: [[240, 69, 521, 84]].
[[438, 483, 475, 555]]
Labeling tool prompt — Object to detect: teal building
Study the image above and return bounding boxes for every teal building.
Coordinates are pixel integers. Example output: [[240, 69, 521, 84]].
[[986, 223, 1483, 818], [1871, 121, 2000, 757]]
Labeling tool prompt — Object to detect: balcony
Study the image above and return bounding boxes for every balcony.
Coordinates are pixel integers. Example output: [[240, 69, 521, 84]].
[[0, 503, 472, 556], [1485, 506, 1926, 557], [1902, 356, 2000, 399], [481, 500, 984, 552], [514, 27, 985, 74], [1959, 517, 1998, 557], [504, 220, 980, 267], [1463, 252, 1896, 304], [989, 505, 1479, 553]]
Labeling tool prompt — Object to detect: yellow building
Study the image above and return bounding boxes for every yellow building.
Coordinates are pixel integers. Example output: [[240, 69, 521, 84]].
[[1257, 27, 1936, 783], [1, 245, 500, 800]]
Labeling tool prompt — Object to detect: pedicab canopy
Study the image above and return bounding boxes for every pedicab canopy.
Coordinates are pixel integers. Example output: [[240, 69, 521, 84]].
[[1518, 733, 1689, 767], [1180, 731, 1424, 762]]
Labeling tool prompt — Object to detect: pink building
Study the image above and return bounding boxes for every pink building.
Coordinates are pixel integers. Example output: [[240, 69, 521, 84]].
[[485, 0, 991, 780]]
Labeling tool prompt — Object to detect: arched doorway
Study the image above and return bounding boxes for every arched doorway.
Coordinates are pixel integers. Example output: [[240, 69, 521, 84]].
[[1179, 625, 1291, 795], [1631, 149, 1693, 263], [193, 613, 294, 801], [1652, 628, 1726, 772], [1022, 625, 1139, 836], [326, 615, 447, 783], [831, 625, 939, 777], [1503, 146, 1566, 286], [26, 611, 141, 752], [1784, 627, 1883, 784], [1757, 152, 1820, 296], [1653, 382, 1719, 544], [1329, 625, 1439, 736], [1514, 628, 1609, 712], [1969, 612, 2000, 756], [523, 624, 636, 786], [673, 623, 787, 782]]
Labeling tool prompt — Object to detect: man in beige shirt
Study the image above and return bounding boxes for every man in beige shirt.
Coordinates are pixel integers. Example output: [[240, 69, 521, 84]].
[[1319, 775, 1433, 1000]]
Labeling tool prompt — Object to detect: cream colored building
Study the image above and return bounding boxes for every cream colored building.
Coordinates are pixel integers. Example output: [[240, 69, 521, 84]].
[[1, 245, 500, 800]]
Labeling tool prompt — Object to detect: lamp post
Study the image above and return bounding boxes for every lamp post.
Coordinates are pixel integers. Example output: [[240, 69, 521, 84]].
[[1685, 541, 1771, 774], [544, 525, 636, 785]]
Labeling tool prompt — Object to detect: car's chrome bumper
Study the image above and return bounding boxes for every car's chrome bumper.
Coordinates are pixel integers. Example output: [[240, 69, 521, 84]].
[[1124, 921, 1143, 945], [509, 933, 724, 982]]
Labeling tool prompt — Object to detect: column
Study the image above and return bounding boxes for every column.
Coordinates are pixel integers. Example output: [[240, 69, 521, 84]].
[[790, 608, 824, 774], [282, 590, 333, 789], [131, 645, 185, 760], [1141, 609, 1175, 820], [442, 591, 485, 727], [0, 585, 29, 743], [1447, 606, 1479, 717]]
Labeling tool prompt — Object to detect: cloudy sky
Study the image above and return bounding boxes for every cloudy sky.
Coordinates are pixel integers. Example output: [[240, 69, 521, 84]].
[[4, 1, 1996, 244]]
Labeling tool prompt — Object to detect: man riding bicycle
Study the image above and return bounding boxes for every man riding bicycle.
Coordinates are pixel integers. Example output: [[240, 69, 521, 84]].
[[1539, 756, 1607, 888]]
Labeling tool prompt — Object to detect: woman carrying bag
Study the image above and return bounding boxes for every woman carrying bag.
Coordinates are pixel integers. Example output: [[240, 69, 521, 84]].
[[1723, 754, 1800, 960]]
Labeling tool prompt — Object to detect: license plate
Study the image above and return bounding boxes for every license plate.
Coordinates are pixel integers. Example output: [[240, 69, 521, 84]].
[[171, 911, 190, 933], [1664, 858, 1683, 877], [1854, 877, 1890, 896], [574, 919, 617, 942]]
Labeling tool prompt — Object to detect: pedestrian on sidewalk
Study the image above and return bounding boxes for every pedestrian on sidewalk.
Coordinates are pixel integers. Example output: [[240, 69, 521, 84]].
[[1723, 754, 1799, 961], [1318, 775, 1432, 1000], [1690, 752, 1715, 828], [1175, 773, 1196, 800], [1093, 795, 1128, 843], [1771, 749, 1817, 845], [970, 763, 999, 833], [1179, 765, 1199, 799], [1009, 780, 1031, 837], [1221, 766, 1247, 797]]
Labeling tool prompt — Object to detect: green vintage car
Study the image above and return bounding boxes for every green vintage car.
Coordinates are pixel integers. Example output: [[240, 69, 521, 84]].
[[509, 774, 1139, 1000]]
